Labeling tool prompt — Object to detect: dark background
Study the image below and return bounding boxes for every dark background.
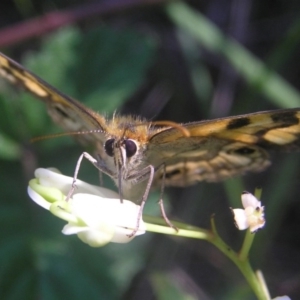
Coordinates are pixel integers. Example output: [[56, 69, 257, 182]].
[[0, 0, 300, 299]]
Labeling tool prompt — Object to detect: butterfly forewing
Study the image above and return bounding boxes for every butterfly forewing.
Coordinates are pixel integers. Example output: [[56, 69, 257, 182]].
[[0, 52, 109, 147]]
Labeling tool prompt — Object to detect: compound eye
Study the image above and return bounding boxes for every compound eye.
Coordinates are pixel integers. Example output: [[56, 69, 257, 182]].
[[104, 139, 115, 157], [124, 139, 137, 158]]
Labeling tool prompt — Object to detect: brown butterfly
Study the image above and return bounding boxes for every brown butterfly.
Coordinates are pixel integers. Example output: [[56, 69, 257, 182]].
[[1, 51, 300, 206]]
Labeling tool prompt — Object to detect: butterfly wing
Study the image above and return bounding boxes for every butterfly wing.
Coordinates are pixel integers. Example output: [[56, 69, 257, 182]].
[[0, 52, 108, 147], [148, 109, 300, 186], [2, 52, 300, 188]]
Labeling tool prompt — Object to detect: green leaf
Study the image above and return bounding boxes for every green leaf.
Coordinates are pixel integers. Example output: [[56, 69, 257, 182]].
[[72, 26, 157, 113]]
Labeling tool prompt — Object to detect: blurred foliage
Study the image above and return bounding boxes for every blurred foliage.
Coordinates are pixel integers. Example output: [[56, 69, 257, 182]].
[[1, 1, 300, 299]]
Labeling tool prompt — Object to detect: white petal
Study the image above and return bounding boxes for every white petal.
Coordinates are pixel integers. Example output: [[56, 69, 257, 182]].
[[111, 228, 137, 243], [244, 206, 255, 216], [70, 194, 146, 242], [241, 191, 261, 208], [71, 193, 145, 230], [27, 186, 51, 210], [62, 221, 116, 247], [231, 208, 249, 230], [35, 168, 119, 198], [272, 296, 291, 300], [62, 224, 89, 235], [77, 229, 114, 247], [249, 223, 265, 233]]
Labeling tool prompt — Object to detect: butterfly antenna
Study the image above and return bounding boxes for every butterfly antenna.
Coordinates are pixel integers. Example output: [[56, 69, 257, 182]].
[[30, 129, 103, 143]]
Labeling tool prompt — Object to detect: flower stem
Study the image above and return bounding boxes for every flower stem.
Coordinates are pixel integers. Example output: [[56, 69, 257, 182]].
[[144, 215, 268, 299], [239, 228, 255, 261], [210, 217, 267, 300]]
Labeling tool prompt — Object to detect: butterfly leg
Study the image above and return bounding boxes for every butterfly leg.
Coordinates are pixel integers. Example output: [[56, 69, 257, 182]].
[[127, 164, 155, 238], [66, 151, 115, 201], [126, 164, 178, 236], [158, 164, 178, 232], [65, 152, 95, 200]]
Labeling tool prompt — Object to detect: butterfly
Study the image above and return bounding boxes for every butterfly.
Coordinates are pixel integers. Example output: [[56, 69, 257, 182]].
[[1, 51, 300, 205]]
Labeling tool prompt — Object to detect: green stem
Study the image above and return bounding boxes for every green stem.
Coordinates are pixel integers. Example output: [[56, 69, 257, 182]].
[[210, 218, 267, 300], [239, 228, 255, 261], [145, 215, 268, 299]]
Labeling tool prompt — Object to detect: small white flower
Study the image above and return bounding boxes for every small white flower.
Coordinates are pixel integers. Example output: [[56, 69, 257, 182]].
[[231, 191, 265, 233], [272, 296, 291, 300], [28, 168, 146, 247]]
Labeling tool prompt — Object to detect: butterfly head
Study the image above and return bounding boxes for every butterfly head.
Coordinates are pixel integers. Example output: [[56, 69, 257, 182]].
[[104, 137, 138, 168], [102, 133, 150, 202], [102, 116, 153, 170]]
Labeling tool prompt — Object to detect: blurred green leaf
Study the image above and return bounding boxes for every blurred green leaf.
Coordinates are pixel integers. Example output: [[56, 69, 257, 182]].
[[166, 2, 300, 108], [267, 17, 300, 70], [72, 26, 157, 113], [223, 177, 245, 208], [0, 131, 21, 159], [151, 272, 197, 300]]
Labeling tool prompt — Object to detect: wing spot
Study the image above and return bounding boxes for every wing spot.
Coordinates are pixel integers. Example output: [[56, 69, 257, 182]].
[[54, 105, 70, 118], [165, 169, 181, 179], [0, 56, 9, 67], [232, 147, 256, 155], [227, 117, 251, 130], [271, 111, 299, 125], [0, 68, 16, 83], [23, 77, 48, 97], [263, 129, 297, 145]]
